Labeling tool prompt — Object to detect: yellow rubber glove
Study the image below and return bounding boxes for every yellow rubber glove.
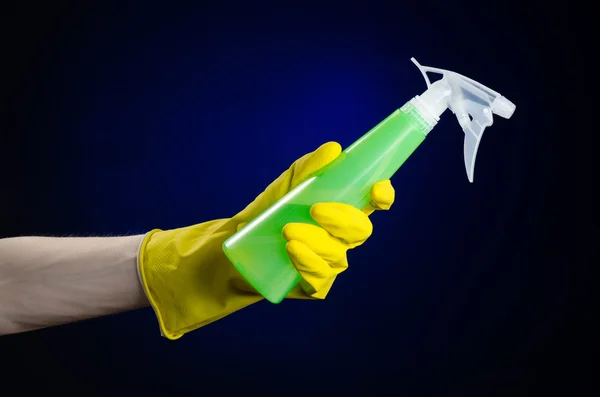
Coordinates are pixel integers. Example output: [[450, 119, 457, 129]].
[[138, 142, 395, 339]]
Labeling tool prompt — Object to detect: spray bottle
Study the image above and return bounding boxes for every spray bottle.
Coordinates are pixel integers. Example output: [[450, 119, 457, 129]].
[[222, 58, 517, 303]]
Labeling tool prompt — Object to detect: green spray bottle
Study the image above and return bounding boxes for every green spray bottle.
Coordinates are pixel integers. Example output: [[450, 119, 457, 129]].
[[222, 58, 517, 303]]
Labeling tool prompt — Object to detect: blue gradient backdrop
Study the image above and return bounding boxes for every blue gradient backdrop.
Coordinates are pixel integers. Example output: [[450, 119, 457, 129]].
[[1, 2, 593, 396]]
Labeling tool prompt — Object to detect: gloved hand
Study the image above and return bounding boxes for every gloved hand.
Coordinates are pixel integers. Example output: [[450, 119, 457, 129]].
[[138, 142, 395, 339]]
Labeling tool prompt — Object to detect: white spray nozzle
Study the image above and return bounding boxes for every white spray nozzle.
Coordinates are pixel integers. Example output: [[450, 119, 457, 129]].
[[410, 57, 516, 183], [491, 96, 516, 119]]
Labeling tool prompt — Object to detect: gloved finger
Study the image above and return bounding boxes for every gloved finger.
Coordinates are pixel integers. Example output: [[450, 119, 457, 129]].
[[363, 180, 396, 216], [310, 202, 373, 246], [286, 240, 335, 295], [282, 223, 347, 266]]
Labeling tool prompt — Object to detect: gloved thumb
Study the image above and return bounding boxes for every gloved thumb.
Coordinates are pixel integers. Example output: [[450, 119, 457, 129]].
[[234, 142, 342, 224], [288, 141, 342, 186]]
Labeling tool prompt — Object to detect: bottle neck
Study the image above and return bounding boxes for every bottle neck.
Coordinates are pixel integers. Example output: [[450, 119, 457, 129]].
[[411, 79, 452, 131], [399, 101, 436, 137]]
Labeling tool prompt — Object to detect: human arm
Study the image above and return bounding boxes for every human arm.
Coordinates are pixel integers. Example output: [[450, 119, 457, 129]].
[[0, 142, 395, 339], [0, 234, 149, 335]]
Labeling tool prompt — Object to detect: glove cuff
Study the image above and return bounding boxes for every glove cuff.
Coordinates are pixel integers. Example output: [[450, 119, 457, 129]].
[[137, 228, 182, 339]]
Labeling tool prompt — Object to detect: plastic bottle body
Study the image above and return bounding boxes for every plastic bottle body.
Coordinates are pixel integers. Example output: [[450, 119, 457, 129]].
[[223, 102, 434, 303]]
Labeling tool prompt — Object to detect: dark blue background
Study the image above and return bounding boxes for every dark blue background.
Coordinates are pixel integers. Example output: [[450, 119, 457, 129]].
[[1, 1, 595, 396]]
